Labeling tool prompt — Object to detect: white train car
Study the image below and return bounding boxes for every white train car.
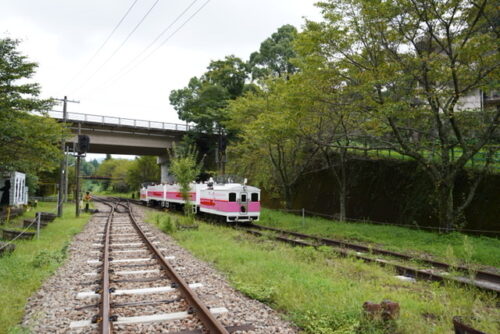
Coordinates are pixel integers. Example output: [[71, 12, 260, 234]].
[[199, 183, 260, 222], [140, 179, 260, 222]]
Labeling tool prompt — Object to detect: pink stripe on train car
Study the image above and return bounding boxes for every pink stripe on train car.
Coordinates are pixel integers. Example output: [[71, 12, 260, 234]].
[[166, 192, 196, 201], [147, 191, 165, 197], [200, 199, 260, 212], [248, 202, 261, 211]]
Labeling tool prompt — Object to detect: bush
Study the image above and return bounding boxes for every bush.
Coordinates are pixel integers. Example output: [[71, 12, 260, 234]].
[[160, 216, 175, 234], [31, 249, 64, 268]]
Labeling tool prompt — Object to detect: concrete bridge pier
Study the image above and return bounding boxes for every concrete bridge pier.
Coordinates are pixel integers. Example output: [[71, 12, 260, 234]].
[[157, 156, 170, 183]]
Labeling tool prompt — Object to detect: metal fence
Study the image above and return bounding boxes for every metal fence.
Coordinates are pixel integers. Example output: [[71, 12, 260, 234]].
[[46, 110, 192, 132], [277, 208, 500, 236]]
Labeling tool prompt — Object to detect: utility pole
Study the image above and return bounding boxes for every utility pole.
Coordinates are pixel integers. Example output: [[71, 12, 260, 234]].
[[75, 154, 82, 217], [64, 146, 69, 203], [56, 96, 80, 217]]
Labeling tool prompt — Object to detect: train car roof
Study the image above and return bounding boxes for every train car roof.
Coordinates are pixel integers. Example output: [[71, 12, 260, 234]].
[[209, 183, 260, 192]]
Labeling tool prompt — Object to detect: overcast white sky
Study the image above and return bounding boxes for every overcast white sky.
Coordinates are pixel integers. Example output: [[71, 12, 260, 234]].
[[2, 0, 321, 120], [1, 0, 321, 160]]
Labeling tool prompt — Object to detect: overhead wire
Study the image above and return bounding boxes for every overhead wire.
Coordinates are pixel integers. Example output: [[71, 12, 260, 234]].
[[63, 0, 141, 91], [72, 0, 162, 94], [82, 0, 212, 97], [99, 0, 200, 86], [127, 0, 212, 74]]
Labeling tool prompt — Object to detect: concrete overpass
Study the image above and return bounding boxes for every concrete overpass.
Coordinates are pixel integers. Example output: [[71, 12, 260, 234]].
[[48, 110, 192, 182]]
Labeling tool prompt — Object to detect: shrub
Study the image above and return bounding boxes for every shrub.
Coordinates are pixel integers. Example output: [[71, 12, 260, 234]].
[[160, 216, 175, 234], [31, 250, 64, 268]]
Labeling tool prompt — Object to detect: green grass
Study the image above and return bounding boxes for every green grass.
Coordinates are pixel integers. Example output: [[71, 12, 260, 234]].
[[0, 202, 91, 334], [258, 209, 500, 268], [94, 190, 137, 199], [347, 146, 500, 171], [147, 214, 499, 334]]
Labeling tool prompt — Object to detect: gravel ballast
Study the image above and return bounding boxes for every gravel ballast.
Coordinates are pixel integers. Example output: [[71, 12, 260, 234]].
[[21, 202, 298, 333]]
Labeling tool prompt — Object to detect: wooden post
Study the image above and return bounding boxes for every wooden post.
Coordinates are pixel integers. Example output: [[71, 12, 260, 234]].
[[36, 212, 41, 239], [6, 206, 11, 224]]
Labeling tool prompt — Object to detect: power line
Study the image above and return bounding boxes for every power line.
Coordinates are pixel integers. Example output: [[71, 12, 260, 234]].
[[129, 0, 212, 73], [64, 0, 141, 90], [86, 0, 212, 95], [72, 0, 162, 94], [104, 0, 201, 84]]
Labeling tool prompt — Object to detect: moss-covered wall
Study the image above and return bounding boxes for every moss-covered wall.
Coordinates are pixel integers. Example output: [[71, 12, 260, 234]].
[[262, 157, 500, 232]]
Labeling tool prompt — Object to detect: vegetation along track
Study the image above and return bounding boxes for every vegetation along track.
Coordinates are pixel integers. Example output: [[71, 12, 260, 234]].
[[242, 224, 500, 294], [126, 197, 499, 295], [72, 197, 252, 333]]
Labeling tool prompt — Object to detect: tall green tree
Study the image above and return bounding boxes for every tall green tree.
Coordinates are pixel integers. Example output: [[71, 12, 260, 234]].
[[279, 67, 357, 221], [127, 156, 160, 190], [170, 55, 250, 173], [249, 24, 298, 80], [0, 37, 67, 174], [226, 79, 319, 208], [306, 0, 499, 229], [95, 158, 133, 192], [169, 55, 249, 134], [110, 160, 134, 193]]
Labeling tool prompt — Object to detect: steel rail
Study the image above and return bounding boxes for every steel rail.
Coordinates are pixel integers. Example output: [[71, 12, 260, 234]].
[[250, 224, 500, 285], [125, 201, 229, 334], [98, 201, 115, 334]]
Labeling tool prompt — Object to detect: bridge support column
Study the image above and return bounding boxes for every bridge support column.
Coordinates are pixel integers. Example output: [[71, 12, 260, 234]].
[[157, 156, 169, 183]]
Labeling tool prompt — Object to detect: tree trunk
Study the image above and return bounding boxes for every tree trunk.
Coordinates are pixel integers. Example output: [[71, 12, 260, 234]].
[[339, 188, 346, 222], [338, 149, 347, 222], [436, 179, 455, 232], [283, 185, 293, 210]]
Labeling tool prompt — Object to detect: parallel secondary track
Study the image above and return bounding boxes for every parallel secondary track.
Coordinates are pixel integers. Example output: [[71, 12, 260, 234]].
[[243, 224, 500, 294]]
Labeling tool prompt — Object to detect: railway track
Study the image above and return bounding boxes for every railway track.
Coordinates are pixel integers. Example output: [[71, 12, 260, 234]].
[[70, 198, 252, 333], [241, 224, 500, 294], [125, 197, 499, 294]]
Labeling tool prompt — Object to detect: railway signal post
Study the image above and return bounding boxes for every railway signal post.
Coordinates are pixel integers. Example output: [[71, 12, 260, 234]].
[[56, 96, 79, 217]]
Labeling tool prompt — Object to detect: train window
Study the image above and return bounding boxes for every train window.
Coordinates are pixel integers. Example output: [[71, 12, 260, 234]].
[[251, 193, 259, 202], [241, 194, 247, 202], [229, 193, 236, 202]]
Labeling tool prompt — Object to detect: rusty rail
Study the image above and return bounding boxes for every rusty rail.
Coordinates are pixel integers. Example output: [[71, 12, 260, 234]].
[[250, 224, 500, 288], [453, 316, 487, 334]]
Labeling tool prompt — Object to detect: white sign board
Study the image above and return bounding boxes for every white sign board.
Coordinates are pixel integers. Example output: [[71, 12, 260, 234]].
[[0, 172, 28, 206]]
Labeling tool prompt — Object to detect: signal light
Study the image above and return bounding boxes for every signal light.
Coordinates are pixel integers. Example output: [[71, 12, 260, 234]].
[[77, 135, 90, 153]]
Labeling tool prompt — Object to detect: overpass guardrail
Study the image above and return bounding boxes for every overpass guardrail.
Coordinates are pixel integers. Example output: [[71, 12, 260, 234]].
[[46, 110, 193, 132]]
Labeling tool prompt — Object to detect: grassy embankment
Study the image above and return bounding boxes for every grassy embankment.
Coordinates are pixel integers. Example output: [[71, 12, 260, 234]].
[[94, 190, 136, 198], [146, 211, 499, 334], [0, 202, 91, 334], [258, 209, 500, 268], [347, 146, 500, 171]]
